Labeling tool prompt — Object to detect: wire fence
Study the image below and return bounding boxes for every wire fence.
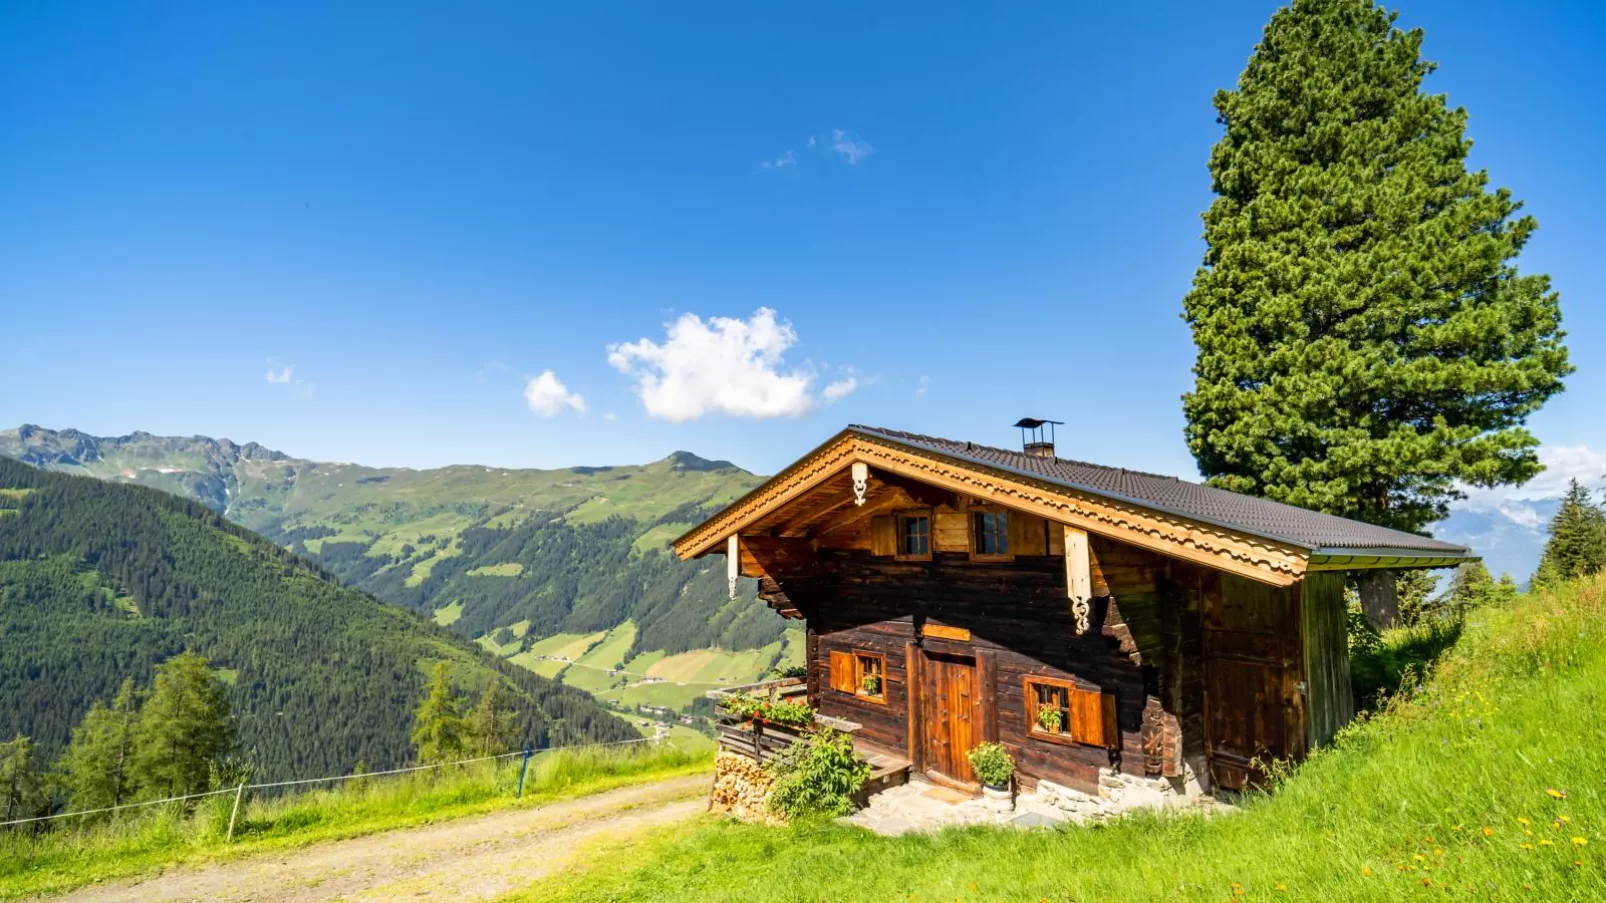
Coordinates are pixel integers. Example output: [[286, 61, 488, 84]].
[[0, 734, 662, 830]]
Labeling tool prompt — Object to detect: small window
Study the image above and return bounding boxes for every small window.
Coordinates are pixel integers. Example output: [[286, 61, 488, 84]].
[[1024, 676, 1117, 748], [855, 653, 885, 701], [896, 513, 930, 559], [972, 510, 1010, 557], [829, 649, 887, 703]]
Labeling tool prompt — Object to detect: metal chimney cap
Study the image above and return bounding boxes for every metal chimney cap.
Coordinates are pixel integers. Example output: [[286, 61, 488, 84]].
[[1013, 417, 1063, 429]]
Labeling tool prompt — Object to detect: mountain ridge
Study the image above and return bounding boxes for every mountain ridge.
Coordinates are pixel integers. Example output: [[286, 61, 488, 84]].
[[0, 456, 636, 780], [1, 425, 794, 716]]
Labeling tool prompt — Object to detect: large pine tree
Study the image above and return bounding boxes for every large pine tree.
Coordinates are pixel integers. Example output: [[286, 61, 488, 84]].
[[1182, 0, 1571, 532]]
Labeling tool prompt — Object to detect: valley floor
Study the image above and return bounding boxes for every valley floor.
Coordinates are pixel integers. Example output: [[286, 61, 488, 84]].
[[44, 775, 709, 903]]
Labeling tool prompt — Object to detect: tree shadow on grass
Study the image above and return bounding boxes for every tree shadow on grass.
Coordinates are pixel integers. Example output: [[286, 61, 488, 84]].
[[1349, 619, 1464, 713]]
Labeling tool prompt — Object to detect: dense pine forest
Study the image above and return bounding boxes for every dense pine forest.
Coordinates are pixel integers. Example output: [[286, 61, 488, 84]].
[[0, 426, 788, 664], [0, 457, 635, 782], [323, 507, 784, 657]]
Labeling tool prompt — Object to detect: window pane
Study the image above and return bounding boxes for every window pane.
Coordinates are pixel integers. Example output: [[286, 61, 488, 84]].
[[973, 511, 1009, 555], [900, 515, 929, 555]]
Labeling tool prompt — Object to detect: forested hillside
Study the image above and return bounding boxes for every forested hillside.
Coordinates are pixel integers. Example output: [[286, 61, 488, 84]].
[[0, 457, 635, 781], [0, 427, 790, 683]]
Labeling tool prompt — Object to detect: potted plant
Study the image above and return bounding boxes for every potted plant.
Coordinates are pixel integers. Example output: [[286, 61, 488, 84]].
[[967, 742, 1015, 813], [1036, 706, 1063, 734], [860, 672, 881, 697]]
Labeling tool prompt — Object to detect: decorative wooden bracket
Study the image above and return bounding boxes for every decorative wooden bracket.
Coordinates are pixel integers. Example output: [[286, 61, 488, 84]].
[[727, 534, 739, 600], [1064, 525, 1092, 635], [850, 462, 868, 506]]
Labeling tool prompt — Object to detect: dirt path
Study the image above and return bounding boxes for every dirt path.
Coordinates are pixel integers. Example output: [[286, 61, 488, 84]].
[[51, 774, 710, 903]]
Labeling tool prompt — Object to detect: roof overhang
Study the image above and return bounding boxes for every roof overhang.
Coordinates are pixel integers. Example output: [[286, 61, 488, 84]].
[[674, 428, 1477, 587]]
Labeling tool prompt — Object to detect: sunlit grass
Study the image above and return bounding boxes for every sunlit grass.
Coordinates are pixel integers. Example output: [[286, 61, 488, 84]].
[[0, 741, 711, 900], [525, 575, 1606, 902]]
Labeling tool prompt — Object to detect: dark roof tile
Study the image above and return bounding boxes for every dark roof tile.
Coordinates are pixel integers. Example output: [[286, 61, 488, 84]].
[[850, 425, 1468, 556]]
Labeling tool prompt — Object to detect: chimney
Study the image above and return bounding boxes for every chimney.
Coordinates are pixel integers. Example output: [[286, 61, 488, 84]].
[[1013, 418, 1063, 459]]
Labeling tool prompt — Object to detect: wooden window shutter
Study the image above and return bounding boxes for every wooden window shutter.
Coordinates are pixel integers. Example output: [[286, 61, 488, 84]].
[[829, 650, 857, 693], [1069, 687, 1119, 749], [870, 515, 896, 557]]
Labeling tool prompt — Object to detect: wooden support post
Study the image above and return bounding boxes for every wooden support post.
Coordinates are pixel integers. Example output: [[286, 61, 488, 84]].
[[225, 782, 245, 842], [516, 747, 532, 798], [1064, 525, 1092, 634], [727, 534, 740, 600], [1357, 569, 1398, 630]]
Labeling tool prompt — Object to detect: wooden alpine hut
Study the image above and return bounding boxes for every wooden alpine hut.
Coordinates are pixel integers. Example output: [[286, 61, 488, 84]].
[[676, 423, 1474, 801]]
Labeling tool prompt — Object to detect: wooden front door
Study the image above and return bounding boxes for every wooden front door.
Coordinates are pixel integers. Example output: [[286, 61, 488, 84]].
[[1202, 574, 1306, 791], [919, 651, 977, 786]]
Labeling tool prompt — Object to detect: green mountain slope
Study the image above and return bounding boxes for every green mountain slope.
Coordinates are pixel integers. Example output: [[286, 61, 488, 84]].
[[0, 457, 636, 781], [0, 426, 795, 711]]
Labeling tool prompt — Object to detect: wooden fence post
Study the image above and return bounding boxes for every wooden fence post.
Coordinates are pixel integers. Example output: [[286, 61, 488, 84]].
[[225, 782, 245, 842]]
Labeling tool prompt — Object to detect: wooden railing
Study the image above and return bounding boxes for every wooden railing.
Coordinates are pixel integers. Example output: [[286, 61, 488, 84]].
[[707, 678, 860, 763]]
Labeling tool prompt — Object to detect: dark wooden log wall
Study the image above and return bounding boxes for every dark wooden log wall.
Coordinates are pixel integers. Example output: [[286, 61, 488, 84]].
[[794, 534, 1209, 794]]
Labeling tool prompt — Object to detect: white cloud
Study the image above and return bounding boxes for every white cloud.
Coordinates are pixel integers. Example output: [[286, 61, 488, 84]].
[[915, 375, 930, 398], [759, 150, 797, 171], [523, 370, 587, 417], [822, 377, 859, 403], [607, 308, 826, 422], [1459, 444, 1606, 507], [602, 412, 618, 422], [265, 366, 294, 384], [828, 128, 873, 165], [1453, 443, 1606, 527]]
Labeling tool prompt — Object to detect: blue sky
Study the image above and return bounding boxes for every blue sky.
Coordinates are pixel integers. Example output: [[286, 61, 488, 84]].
[[3, 0, 1603, 568]]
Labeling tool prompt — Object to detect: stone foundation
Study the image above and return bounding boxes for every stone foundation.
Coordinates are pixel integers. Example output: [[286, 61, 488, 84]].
[[708, 750, 778, 822], [1028, 758, 1212, 821]]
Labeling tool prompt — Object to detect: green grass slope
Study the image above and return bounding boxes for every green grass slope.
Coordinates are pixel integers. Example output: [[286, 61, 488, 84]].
[[531, 575, 1606, 902], [0, 426, 789, 697], [0, 457, 636, 782]]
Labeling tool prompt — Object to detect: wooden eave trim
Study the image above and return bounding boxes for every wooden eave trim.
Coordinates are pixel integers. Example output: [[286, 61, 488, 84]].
[[1308, 552, 1477, 571], [675, 433, 1310, 586]]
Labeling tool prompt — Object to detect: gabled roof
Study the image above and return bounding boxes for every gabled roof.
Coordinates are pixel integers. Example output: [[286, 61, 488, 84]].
[[673, 424, 1475, 585], [853, 426, 1467, 556]]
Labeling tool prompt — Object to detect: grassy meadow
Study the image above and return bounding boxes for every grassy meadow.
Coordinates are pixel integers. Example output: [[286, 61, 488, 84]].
[[0, 741, 712, 900], [522, 575, 1606, 902]]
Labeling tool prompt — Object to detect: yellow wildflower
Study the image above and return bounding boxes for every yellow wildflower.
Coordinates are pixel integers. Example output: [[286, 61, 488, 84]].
[[1361, 867, 1373, 877], [1517, 817, 1531, 826], [1547, 788, 1566, 799], [1413, 854, 1426, 863], [1540, 839, 1554, 847], [1521, 843, 1534, 851], [1572, 837, 1588, 847], [1482, 826, 1495, 837]]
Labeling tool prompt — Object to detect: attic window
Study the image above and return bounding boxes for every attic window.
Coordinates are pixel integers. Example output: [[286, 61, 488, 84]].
[[972, 510, 1010, 557], [896, 512, 931, 559]]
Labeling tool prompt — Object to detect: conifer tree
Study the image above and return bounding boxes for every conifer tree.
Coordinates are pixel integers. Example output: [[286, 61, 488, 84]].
[[58, 677, 141, 811], [411, 662, 465, 765], [131, 652, 235, 799], [1182, 0, 1571, 533], [1532, 480, 1606, 586], [0, 735, 44, 824], [1444, 561, 1495, 619], [466, 680, 517, 757]]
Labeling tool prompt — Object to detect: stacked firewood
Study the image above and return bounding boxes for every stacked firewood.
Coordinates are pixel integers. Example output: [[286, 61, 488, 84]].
[[708, 750, 777, 822]]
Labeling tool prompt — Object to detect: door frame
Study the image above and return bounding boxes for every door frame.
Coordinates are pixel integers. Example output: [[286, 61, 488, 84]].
[[915, 648, 981, 791]]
